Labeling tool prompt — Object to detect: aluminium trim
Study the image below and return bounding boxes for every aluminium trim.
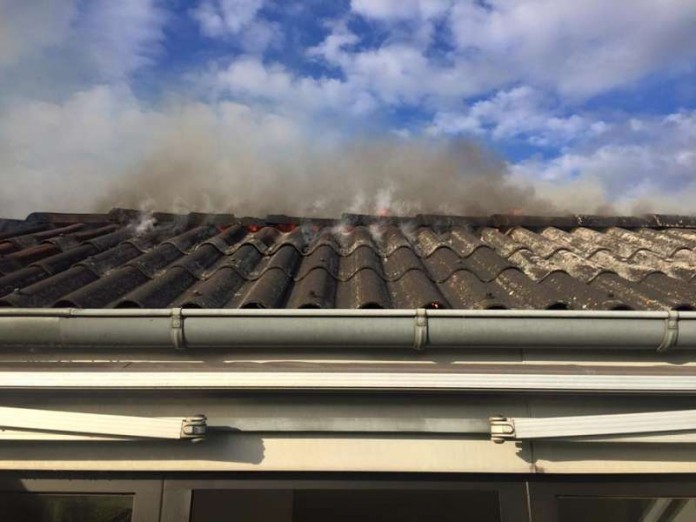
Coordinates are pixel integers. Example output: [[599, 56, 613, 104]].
[[490, 409, 696, 443], [0, 430, 148, 441], [1, 371, 696, 393], [0, 405, 206, 440], [553, 432, 696, 443]]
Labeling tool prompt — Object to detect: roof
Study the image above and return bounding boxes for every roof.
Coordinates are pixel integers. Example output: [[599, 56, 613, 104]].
[[0, 208, 695, 311]]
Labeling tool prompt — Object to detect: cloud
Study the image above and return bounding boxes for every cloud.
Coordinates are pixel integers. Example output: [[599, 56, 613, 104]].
[[310, 0, 696, 106], [206, 56, 378, 117], [512, 110, 696, 213], [429, 86, 608, 147], [0, 0, 167, 100], [450, 0, 696, 98], [193, 0, 264, 35], [191, 0, 278, 53], [351, 0, 451, 21], [76, 0, 167, 80]]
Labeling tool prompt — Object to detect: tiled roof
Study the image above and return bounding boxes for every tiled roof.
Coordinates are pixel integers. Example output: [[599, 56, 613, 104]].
[[1, 209, 695, 310]]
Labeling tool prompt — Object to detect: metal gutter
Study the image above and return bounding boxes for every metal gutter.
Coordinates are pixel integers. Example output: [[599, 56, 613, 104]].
[[1, 308, 695, 350]]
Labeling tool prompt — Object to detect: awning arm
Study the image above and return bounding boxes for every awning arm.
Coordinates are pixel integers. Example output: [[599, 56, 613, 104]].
[[490, 409, 696, 443], [0, 406, 206, 442]]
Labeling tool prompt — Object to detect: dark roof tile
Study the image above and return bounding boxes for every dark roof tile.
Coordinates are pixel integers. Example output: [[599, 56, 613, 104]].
[[438, 271, 506, 309], [336, 245, 384, 280], [387, 270, 449, 309], [336, 270, 391, 309], [233, 268, 293, 308], [1, 209, 695, 310]]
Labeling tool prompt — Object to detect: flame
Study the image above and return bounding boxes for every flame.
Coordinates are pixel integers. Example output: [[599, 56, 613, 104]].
[[277, 223, 297, 233]]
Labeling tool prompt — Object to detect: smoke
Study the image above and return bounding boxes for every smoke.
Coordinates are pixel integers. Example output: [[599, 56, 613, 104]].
[[0, 85, 692, 220], [102, 109, 558, 217]]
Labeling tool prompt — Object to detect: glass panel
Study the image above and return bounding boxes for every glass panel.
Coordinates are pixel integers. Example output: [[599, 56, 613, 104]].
[[292, 489, 500, 522], [558, 497, 696, 522], [0, 493, 133, 522], [191, 488, 500, 522]]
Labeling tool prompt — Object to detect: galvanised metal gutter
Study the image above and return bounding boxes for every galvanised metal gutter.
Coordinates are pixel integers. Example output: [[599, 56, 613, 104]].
[[0, 308, 695, 351]]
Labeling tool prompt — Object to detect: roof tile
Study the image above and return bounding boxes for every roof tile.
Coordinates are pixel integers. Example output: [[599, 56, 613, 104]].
[[1, 209, 695, 310]]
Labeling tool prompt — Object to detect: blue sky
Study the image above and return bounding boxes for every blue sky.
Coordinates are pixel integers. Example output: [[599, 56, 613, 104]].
[[0, 0, 695, 216]]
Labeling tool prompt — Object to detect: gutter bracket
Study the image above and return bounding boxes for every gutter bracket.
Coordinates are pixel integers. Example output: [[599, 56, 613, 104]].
[[171, 307, 186, 350], [657, 310, 679, 353], [413, 308, 428, 351], [490, 415, 515, 444]]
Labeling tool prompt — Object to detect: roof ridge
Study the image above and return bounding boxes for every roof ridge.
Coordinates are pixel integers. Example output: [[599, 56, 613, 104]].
[[12, 208, 696, 230]]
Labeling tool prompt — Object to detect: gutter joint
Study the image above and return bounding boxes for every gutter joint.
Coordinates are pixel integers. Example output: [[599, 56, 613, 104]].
[[657, 310, 679, 353], [171, 307, 186, 350], [413, 308, 428, 351]]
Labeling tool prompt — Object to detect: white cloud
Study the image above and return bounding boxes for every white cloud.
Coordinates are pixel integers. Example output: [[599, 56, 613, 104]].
[[77, 0, 167, 80], [429, 86, 608, 146], [449, 0, 696, 98], [193, 0, 264, 36], [351, 0, 451, 21], [309, 40, 506, 109], [208, 56, 378, 117], [512, 110, 696, 212], [307, 21, 359, 63], [191, 0, 278, 53], [308, 0, 696, 108]]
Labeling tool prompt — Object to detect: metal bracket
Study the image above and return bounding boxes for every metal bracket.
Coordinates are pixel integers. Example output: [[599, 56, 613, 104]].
[[181, 414, 207, 442], [413, 308, 428, 351], [657, 310, 679, 353], [171, 307, 186, 350], [489, 415, 515, 444]]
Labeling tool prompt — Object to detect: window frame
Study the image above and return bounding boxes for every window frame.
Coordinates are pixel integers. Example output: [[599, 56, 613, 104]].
[[528, 477, 696, 522], [0, 473, 162, 522], [161, 473, 529, 522]]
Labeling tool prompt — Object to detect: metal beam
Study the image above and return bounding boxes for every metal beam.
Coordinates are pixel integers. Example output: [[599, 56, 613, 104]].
[[210, 416, 490, 434]]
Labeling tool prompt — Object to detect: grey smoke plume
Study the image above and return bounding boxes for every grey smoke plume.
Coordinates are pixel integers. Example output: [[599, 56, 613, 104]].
[[92, 96, 593, 218], [104, 127, 555, 218], [0, 87, 690, 219]]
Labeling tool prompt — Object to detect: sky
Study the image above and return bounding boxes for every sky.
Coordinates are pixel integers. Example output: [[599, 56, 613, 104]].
[[0, 0, 695, 217]]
